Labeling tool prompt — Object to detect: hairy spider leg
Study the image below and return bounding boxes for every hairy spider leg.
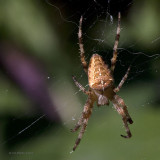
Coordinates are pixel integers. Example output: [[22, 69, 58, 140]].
[[71, 76, 89, 132], [71, 114, 83, 132], [114, 95, 133, 124], [111, 12, 121, 72], [78, 16, 88, 74], [114, 66, 131, 93], [72, 96, 94, 151], [112, 94, 133, 138], [72, 76, 89, 95], [73, 118, 88, 151], [112, 101, 132, 138]]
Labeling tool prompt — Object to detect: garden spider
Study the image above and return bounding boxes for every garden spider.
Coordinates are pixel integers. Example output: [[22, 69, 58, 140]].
[[71, 12, 133, 151]]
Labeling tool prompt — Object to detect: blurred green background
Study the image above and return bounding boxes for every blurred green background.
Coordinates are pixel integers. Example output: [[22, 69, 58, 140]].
[[0, 0, 160, 160]]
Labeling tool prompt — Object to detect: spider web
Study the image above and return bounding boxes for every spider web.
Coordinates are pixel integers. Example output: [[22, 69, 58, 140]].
[[1, 0, 160, 159]]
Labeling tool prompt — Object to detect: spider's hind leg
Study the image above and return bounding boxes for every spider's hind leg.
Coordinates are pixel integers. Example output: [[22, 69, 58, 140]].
[[78, 16, 88, 74], [114, 66, 131, 93], [111, 12, 121, 73]]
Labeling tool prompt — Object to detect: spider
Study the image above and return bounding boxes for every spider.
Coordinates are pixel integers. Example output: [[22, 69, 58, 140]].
[[71, 12, 133, 151]]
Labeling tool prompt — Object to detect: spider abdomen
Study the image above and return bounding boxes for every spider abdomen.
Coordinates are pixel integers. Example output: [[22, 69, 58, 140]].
[[88, 54, 113, 90]]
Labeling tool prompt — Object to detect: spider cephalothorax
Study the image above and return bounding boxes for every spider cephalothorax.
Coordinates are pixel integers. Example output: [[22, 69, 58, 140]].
[[71, 12, 133, 151]]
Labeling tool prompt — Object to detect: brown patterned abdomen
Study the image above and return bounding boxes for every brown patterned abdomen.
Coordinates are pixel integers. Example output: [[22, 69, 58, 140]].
[[88, 54, 113, 90]]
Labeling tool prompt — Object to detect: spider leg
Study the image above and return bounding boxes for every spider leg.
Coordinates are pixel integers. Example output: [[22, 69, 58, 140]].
[[72, 75, 89, 95], [114, 66, 131, 93], [72, 97, 94, 151], [113, 102, 132, 138], [78, 16, 88, 74], [114, 95, 133, 124], [111, 12, 121, 73], [71, 114, 83, 132], [73, 118, 88, 151]]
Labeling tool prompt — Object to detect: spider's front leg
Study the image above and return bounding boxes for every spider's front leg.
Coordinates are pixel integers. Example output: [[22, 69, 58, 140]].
[[73, 118, 89, 151], [112, 95, 133, 138], [71, 96, 95, 151], [114, 95, 133, 124], [113, 102, 132, 138], [71, 113, 83, 132], [71, 76, 90, 132]]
